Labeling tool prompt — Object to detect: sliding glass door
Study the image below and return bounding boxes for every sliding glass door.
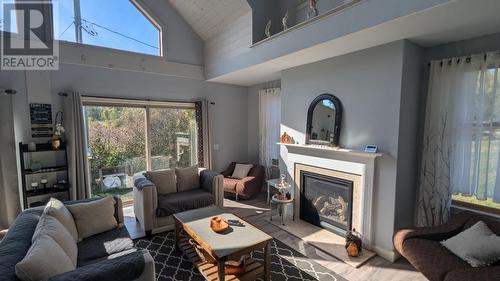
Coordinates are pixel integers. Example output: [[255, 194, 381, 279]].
[[149, 107, 197, 170], [83, 100, 198, 204]]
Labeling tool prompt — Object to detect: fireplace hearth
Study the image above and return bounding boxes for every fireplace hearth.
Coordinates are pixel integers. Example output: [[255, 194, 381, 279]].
[[300, 171, 353, 236]]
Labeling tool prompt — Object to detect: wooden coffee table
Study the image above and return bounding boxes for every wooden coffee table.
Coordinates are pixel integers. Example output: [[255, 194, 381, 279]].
[[173, 205, 272, 281]]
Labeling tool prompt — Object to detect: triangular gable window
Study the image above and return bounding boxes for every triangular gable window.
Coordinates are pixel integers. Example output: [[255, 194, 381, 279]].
[[56, 0, 160, 56]]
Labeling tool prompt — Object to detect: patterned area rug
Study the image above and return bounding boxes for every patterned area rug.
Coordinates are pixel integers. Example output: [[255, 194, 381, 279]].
[[134, 231, 347, 281]]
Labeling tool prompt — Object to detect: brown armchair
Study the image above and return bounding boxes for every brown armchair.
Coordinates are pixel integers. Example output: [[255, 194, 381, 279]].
[[394, 212, 500, 281], [221, 162, 265, 200]]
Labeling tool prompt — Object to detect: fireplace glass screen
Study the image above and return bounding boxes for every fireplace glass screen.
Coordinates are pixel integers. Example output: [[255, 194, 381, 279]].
[[300, 171, 353, 235]]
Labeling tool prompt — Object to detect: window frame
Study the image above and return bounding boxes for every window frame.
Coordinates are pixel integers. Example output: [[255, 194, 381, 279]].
[[81, 96, 199, 176], [0, 0, 16, 35], [452, 198, 500, 216], [58, 0, 163, 57], [450, 65, 500, 217], [129, 0, 163, 57]]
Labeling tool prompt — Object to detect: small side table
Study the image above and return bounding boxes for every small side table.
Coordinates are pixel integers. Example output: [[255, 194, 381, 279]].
[[266, 179, 291, 205], [270, 194, 295, 226]]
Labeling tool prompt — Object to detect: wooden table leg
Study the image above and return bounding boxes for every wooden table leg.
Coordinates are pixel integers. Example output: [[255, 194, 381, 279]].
[[218, 257, 226, 281], [264, 242, 270, 281], [174, 220, 180, 251]]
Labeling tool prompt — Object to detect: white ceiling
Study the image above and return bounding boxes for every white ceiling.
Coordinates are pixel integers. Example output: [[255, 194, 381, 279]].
[[168, 0, 251, 41]]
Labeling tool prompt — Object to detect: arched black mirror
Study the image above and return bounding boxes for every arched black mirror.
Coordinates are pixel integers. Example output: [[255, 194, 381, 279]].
[[306, 94, 342, 146]]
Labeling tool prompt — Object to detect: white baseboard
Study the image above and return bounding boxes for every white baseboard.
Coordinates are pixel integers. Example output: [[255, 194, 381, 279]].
[[371, 245, 400, 262]]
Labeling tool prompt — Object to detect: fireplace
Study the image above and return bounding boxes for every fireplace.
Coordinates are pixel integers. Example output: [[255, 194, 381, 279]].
[[300, 171, 353, 236]]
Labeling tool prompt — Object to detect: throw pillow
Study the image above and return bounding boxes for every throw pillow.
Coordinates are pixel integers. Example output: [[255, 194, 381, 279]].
[[16, 235, 75, 281], [175, 166, 200, 192], [231, 164, 253, 179], [66, 197, 118, 240], [145, 169, 176, 195], [44, 197, 78, 242], [32, 214, 77, 267], [441, 220, 500, 267]]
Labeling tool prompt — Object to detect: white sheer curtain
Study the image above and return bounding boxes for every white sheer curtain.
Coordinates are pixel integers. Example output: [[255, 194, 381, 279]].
[[417, 52, 500, 226], [259, 88, 281, 178]]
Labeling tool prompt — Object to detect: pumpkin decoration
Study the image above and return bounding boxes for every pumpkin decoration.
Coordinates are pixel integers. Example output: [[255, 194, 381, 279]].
[[346, 242, 359, 257], [210, 216, 229, 233], [280, 132, 295, 144], [345, 228, 362, 257]]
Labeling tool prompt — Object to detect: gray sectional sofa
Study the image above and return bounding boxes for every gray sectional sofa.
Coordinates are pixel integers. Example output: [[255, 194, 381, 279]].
[[0, 197, 154, 281]]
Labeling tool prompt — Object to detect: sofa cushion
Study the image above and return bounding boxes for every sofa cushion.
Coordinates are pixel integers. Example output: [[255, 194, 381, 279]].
[[145, 169, 176, 195], [15, 235, 75, 281], [403, 238, 469, 281], [156, 189, 214, 217], [32, 213, 77, 267], [77, 226, 134, 266], [200, 169, 218, 193], [223, 178, 240, 192], [0, 209, 43, 281], [441, 221, 500, 267], [44, 198, 78, 242], [231, 164, 253, 179], [67, 197, 118, 240], [175, 166, 200, 192], [48, 249, 146, 281]]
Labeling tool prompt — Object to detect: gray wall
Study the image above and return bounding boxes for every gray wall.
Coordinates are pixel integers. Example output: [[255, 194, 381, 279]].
[[139, 0, 204, 65], [278, 40, 422, 254], [424, 32, 500, 61], [394, 41, 424, 229]]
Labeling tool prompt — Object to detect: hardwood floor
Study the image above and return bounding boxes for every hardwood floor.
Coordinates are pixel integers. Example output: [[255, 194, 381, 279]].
[[123, 192, 427, 281]]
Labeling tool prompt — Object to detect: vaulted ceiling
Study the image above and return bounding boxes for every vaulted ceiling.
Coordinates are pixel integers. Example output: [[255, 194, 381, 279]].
[[168, 0, 251, 41]]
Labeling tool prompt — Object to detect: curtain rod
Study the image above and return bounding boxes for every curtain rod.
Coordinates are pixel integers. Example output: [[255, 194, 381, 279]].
[[263, 80, 281, 90], [427, 52, 497, 67], [3, 89, 17, 95], [57, 92, 204, 104]]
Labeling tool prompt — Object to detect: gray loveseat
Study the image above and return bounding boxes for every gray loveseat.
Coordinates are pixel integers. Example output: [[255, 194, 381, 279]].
[[134, 169, 224, 235], [0, 197, 154, 281]]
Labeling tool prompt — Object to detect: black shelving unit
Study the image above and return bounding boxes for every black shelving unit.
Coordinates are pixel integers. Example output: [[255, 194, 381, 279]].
[[19, 142, 70, 209]]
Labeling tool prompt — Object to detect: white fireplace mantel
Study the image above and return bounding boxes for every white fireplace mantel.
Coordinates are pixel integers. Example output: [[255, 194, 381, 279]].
[[278, 143, 384, 159], [279, 143, 384, 249]]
